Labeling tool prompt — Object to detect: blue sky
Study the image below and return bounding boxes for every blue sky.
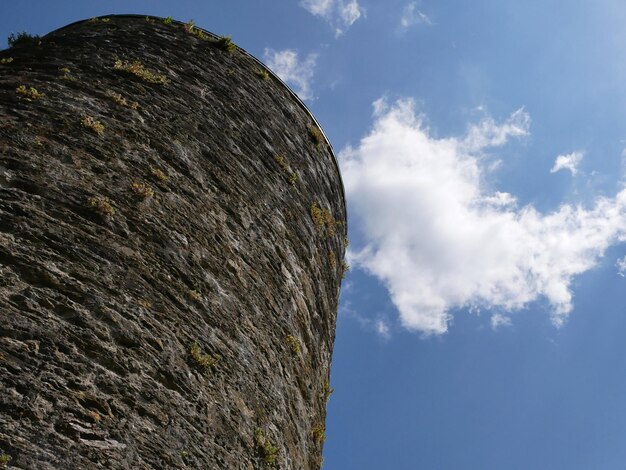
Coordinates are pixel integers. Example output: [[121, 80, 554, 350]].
[[4, 1, 626, 468]]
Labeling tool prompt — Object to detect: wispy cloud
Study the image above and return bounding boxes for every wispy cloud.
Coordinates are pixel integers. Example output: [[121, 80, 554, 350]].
[[490, 312, 512, 330], [301, 0, 334, 16], [375, 320, 391, 340], [263, 49, 318, 100], [339, 300, 392, 340], [616, 255, 626, 277], [300, 0, 363, 36], [400, 2, 431, 30], [341, 98, 626, 335], [551, 151, 584, 175], [462, 108, 530, 152]]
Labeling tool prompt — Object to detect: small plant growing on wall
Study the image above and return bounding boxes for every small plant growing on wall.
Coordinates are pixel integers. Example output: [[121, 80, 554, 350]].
[[274, 154, 289, 172], [16, 85, 44, 101], [188, 289, 202, 302], [189, 342, 220, 369], [308, 125, 323, 149], [137, 299, 153, 309], [213, 35, 236, 52], [7, 31, 39, 48], [183, 20, 209, 40], [312, 423, 326, 444], [342, 261, 350, 279], [273, 154, 300, 186], [256, 68, 270, 81], [113, 59, 169, 84], [286, 335, 301, 355], [150, 167, 168, 182], [106, 90, 139, 109], [322, 379, 334, 403], [59, 67, 76, 81], [130, 181, 154, 199], [87, 196, 115, 217], [81, 116, 105, 135], [254, 428, 278, 467], [328, 252, 337, 269], [0, 453, 11, 468], [88, 17, 111, 23], [183, 20, 195, 33], [310, 202, 337, 237]]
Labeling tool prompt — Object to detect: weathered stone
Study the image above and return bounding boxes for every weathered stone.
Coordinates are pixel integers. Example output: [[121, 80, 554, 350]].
[[0, 15, 346, 469]]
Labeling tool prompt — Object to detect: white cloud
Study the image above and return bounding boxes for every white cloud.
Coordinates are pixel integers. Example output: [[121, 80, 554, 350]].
[[340, 0, 362, 27], [551, 151, 584, 175], [400, 2, 431, 29], [340, 98, 626, 335], [263, 49, 318, 101], [462, 108, 530, 152], [490, 312, 512, 330], [375, 320, 391, 340], [616, 255, 626, 277], [300, 0, 363, 36], [300, 0, 334, 16]]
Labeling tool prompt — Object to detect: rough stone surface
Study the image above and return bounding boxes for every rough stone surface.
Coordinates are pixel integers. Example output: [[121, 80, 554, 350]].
[[0, 16, 346, 469]]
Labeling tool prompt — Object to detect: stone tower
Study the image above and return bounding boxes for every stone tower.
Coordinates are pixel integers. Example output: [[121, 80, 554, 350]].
[[0, 15, 346, 469]]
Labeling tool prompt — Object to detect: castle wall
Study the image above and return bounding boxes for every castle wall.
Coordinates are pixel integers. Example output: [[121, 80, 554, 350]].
[[0, 16, 346, 469]]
